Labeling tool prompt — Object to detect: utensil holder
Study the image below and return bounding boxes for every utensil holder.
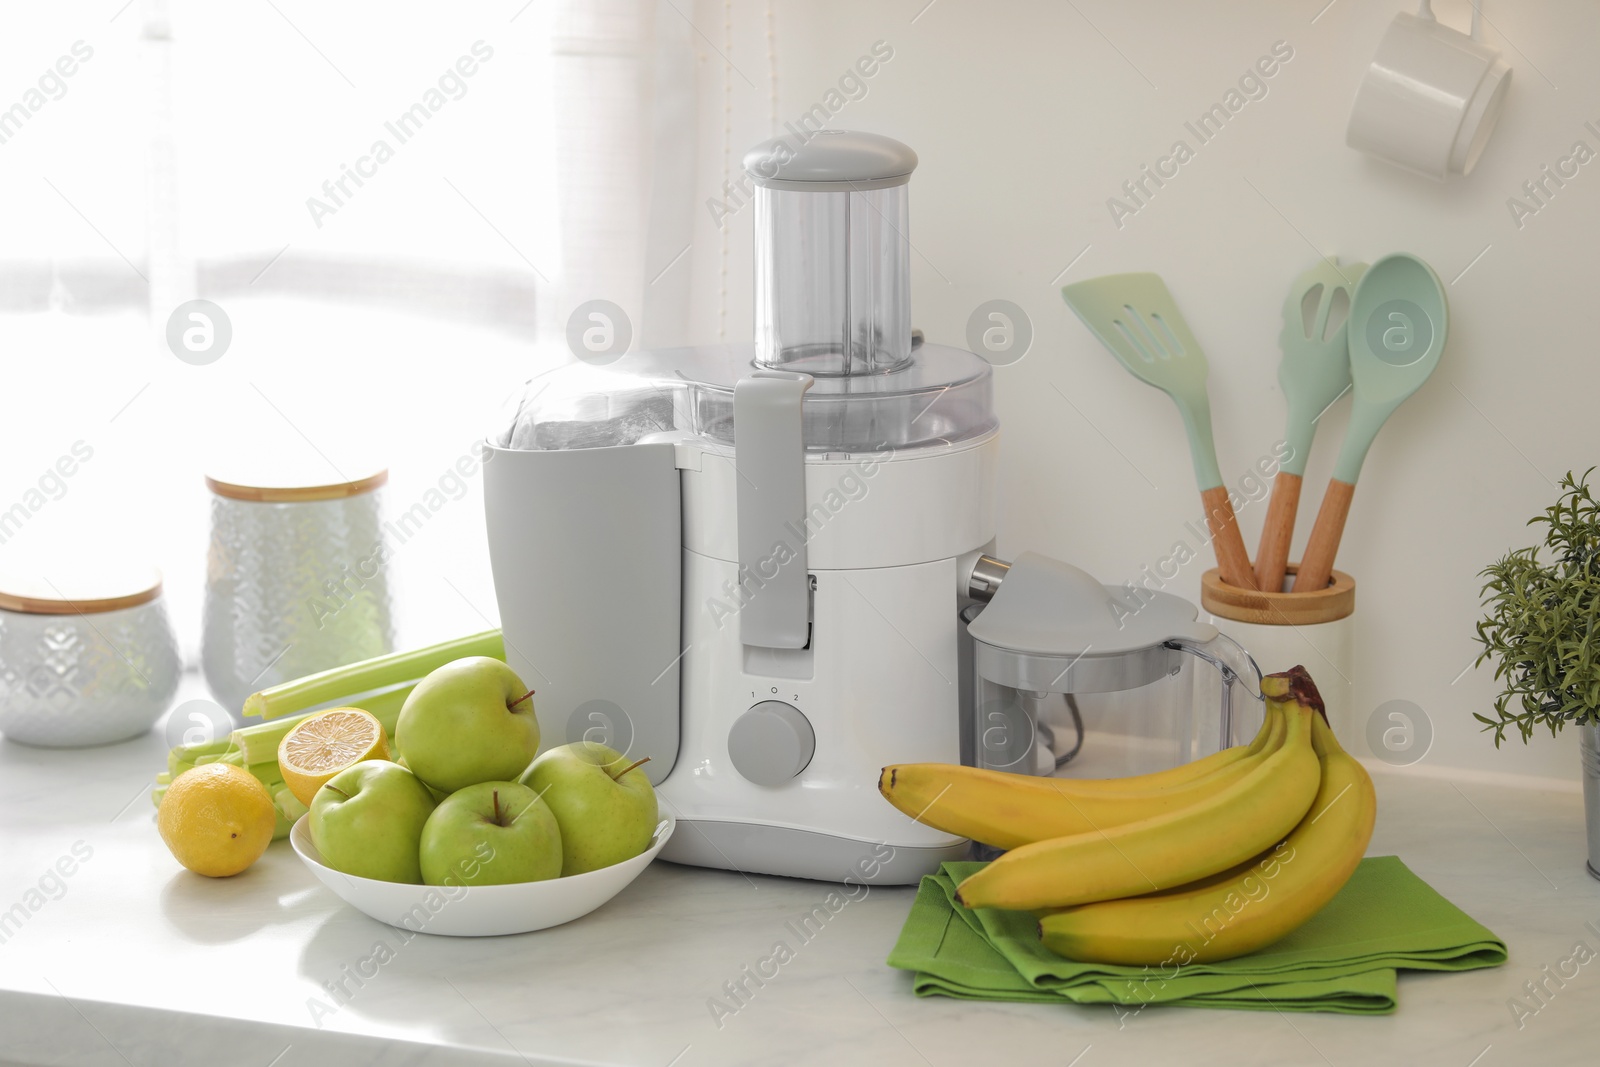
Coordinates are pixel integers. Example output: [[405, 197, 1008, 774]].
[[1200, 564, 1355, 738]]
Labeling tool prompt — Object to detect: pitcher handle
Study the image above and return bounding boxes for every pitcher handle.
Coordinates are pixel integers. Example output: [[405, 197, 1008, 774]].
[[1166, 632, 1264, 751]]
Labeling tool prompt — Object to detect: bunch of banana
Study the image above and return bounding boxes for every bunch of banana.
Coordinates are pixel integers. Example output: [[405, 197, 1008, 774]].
[[879, 699, 1287, 851], [878, 666, 1377, 965]]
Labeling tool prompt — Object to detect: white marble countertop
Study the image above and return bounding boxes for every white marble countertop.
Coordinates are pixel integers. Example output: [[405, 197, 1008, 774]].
[[2, 685, 1596, 1067]]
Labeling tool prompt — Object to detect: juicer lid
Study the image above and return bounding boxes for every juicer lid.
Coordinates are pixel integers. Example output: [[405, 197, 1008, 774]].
[[966, 552, 1218, 658], [490, 342, 995, 454], [743, 130, 917, 191]]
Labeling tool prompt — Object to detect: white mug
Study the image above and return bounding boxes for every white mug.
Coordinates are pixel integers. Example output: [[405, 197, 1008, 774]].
[[1346, 0, 1511, 180]]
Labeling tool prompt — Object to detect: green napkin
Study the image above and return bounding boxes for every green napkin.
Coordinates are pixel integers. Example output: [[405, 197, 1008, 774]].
[[887, 855, 1505, 1015]]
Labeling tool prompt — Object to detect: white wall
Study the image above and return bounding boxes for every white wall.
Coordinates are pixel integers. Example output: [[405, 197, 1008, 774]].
[[684, 0, 1600, 781], [0, 0, 1588, 783]]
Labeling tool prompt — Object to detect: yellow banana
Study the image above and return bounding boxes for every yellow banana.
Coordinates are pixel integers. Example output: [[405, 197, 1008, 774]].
[[954, 669, 1322, 911], [879, 702, 1285, 850], [1039, 707, 1375, 965]]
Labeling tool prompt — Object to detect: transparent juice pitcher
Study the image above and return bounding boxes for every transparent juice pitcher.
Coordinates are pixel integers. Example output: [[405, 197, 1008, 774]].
[[959, 553, 1263, 779]]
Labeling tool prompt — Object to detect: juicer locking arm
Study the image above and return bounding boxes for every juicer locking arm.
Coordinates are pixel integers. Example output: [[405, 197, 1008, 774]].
[[734, 371, 815, 649]]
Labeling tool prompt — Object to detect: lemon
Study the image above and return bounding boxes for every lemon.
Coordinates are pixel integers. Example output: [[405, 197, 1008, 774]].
[[158, 763, 277, 877], [279, 708, 389, 807]]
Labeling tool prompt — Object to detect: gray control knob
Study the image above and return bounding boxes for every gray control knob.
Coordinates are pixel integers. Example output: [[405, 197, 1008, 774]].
[[727, 701, 815, 786]]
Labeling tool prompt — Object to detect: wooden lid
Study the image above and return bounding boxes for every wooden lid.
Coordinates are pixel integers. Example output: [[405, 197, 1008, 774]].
[[0, 563, 164, 615], [205, 465, 388, 503], [1200, 565, 1355, 626]]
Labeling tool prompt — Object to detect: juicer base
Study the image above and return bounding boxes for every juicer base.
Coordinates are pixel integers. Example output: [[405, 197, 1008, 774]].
[[658, 817, 968, 885]]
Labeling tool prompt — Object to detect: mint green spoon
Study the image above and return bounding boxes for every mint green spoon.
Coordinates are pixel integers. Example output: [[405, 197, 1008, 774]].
[[1255, 257, 1366, 593], [1293, 253, 1447, 591], [1062, 273, 1257, 590]]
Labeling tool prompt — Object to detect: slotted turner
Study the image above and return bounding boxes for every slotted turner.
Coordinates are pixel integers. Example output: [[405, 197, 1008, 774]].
[[1062, 273, 1258, 591], [1254, 257, 1367, 593]]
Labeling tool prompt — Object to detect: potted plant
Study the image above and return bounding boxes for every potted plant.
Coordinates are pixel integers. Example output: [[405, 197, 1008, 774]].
[[1475, 469, 1600, 879]]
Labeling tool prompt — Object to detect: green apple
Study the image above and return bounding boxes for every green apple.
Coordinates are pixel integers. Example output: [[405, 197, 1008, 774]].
[[518, 742, 657, 875], [395, 657, 540, 794], [309, 760, 437, 884], [418, 781, 562, 886]]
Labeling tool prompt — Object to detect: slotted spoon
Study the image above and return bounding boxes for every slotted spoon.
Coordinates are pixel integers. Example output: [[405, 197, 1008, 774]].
[[1293, 253, 1447, 591], [1062, 273, 1258, 591], [1254, 257, 1367, 593]]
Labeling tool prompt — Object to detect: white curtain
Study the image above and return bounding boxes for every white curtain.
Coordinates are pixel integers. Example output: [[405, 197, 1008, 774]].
[[548, 0, 702, 350], [0, 0, 768, 648]]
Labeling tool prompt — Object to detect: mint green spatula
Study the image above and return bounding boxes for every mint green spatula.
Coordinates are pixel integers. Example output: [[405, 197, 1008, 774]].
[[1062, 273, 1258, 590], [1292, 253, 1447, 592], [1254, 257, 1367, 594]]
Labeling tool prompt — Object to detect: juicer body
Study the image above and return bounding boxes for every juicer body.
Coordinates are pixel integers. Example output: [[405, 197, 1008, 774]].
[[482, 368, 998, 885], [657, 430, 996, 881]]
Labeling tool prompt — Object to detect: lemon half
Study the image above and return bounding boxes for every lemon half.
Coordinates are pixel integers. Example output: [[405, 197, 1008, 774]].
[[279, 708, 389, 807]]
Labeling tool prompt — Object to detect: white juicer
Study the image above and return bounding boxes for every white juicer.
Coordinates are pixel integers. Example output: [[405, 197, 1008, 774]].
[[483, 131, 1257, 884]]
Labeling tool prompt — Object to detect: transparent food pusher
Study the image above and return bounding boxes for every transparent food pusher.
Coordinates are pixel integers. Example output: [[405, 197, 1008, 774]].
[[483, 130, 1261, 885], [752, 130, 914, 377]]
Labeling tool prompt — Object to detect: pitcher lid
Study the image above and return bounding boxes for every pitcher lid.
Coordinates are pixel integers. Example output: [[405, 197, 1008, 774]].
[[967, 552, 1216, 658]]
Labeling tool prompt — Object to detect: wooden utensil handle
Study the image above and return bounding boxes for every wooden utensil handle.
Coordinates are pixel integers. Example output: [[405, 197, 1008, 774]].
[[1254, 471, 1303, 594], [1293, 478, 1356, 592], [1201, 485, 1258, 590]]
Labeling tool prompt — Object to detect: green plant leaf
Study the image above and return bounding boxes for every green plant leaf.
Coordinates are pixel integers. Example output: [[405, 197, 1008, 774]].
[[1475, 470, 1600, 745]]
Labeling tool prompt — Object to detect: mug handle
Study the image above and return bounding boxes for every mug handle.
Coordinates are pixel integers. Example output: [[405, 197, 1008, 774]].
[[1416, 0, 1486, 41]]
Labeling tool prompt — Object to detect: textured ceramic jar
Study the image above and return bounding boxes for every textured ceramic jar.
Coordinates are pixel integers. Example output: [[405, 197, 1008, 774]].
[[0, 568, 182, 747], [201, 468, 394, 718]]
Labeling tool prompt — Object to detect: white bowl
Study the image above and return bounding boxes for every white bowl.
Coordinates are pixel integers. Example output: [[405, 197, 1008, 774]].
[[289, 813, 675, 937]]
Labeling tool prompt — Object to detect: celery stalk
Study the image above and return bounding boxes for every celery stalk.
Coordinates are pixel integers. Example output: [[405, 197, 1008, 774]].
[[231, 711, 313, 762], [173, 736, 235, 761], [274, 786, 309, 823], [248, 764, 286, 791], [156, 772, 171, 786], [242, 629, 503, 720], [229, 680, 416, 764], [168, 738, 239, 777], [347, 682, 414, 733], [151, 783, 167, 809]]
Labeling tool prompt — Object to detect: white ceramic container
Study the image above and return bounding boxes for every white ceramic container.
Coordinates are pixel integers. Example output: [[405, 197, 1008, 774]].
[[202, 466, 394, 718], [0, 565, 181, 747]]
